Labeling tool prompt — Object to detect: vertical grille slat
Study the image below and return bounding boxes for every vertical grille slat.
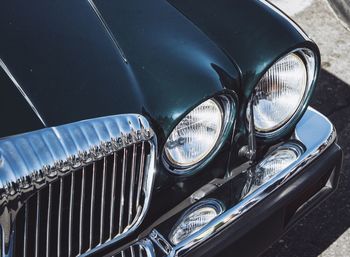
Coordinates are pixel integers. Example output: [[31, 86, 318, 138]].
[[100, 157, 107, 244], [131, 245, 136, 257], [68, 173, 75, 257], [128, 144, 137, 226], [119, 148, 128, 234], [89, 163, 96, 249], [110, 152, 118, 239], [57, 178, 64, 257], [136, 142, 145, 209], [79, 167, 86, 255], [23, 203, 28, 257], [46, 184, 52, 257], [139, 245, 142, 257], [71, 168, 83, 256], [12, 140, 153, 257], [35, 190, 40, 257]]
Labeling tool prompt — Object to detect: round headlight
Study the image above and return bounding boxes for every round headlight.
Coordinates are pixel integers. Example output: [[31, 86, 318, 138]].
[[251, 50, 316, 134], [164, 99, 223, 169]]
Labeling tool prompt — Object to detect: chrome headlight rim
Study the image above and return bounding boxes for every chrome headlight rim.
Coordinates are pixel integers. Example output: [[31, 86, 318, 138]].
[[250, 48, 318, 140], [163, 94, 236, 175]]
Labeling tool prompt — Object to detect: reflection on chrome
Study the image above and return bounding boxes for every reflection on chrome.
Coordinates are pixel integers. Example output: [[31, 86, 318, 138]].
[[169, 200, 224, 245], [144, 107, 336, 257], [241, 143, 304, 198], [0, 114, 157, 257]]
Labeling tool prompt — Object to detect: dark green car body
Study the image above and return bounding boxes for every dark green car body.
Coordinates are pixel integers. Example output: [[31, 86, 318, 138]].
[[0, 0, 318, 137], [0, 1, 340, 257], [0, 0, 319, 185]]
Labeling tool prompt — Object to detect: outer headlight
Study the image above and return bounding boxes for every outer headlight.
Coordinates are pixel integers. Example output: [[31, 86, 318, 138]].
[[164, 98, 225, 171], [250, 49, 316, 136]]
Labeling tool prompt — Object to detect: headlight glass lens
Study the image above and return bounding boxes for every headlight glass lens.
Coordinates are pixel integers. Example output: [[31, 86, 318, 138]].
[[169, 201, 223, 245], [242, 143, 302, 198], [250, 147, 299, 192], [164, 99, 223, 168], [252, 52, 308, 133]]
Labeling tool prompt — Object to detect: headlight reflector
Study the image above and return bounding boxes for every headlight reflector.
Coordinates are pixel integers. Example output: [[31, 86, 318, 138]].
[[241, 143, 303, 198], [251, 51, 313, 133], [164, 99, 223, 169], [169, 201, 223, 245], [249, 146, 300, 194]]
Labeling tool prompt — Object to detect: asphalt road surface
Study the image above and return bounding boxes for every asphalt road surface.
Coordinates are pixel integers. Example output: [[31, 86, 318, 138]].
[[261, 0, 350, 256]]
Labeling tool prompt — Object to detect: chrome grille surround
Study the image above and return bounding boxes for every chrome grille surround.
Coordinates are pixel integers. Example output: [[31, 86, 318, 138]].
[[0, 114, 157, 256]]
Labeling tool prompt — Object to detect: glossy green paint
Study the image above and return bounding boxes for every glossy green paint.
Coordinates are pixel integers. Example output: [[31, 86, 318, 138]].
[[168, 0, 321, 141], [0, 0, 319, 144], [0, 67, 43, 137], [0, 0, 239, 142], [0, 0, 320, 140], [90, 0, 241, 141]]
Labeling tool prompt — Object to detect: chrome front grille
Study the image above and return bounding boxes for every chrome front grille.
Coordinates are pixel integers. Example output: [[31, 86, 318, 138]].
[[13, 141, 152, 257], [0, 114, 156, 257]]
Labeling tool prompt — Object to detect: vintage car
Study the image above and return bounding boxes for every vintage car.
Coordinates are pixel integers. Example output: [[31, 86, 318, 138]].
[[0, 0, 343, 256]]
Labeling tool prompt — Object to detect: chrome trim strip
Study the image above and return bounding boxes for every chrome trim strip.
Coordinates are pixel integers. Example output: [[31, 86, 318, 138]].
[[160, 107, 336, 257]]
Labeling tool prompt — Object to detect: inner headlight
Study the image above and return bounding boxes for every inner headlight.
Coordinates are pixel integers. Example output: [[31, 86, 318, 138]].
[[251, 49, 316, 135], [164, 98, 223, 170]]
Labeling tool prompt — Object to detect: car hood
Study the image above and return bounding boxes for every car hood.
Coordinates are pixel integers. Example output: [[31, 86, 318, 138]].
[[0, 0, 239, 139], [0, 0, 307, 140]]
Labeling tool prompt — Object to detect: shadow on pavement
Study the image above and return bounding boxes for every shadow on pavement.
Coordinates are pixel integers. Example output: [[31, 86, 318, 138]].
[[261, 69, 350, 257]]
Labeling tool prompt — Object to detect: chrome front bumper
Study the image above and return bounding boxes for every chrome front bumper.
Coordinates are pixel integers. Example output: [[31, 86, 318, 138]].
[[109, 107, 342, 257]]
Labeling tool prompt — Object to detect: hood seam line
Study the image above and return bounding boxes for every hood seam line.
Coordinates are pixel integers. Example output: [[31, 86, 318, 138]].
[[0, 58, 47, 127]]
